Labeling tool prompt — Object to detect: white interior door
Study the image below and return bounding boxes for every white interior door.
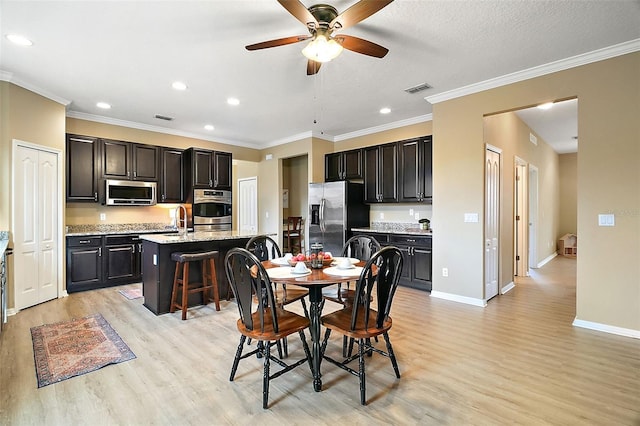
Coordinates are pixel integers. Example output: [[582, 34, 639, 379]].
[[238, 177, 258, 233], [514, 158, 529, 277], [528, 164, 539, 269], [485, 146, 500, 300], [13, 143, 59, 309]]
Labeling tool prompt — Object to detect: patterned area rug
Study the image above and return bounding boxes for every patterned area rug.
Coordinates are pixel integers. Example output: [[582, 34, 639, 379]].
[[30, 313, 136, 388], [118, 287, 143, 300]]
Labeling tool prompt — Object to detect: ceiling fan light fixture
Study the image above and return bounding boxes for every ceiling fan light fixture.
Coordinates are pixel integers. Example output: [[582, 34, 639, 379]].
[[302, 34, 343, 63]]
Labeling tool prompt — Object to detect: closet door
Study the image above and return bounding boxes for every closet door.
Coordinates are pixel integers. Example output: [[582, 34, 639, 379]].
[[14, 144, 59, 309]]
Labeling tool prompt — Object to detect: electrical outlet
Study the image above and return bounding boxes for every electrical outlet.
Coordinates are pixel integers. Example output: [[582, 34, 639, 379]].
[[265, 211, 269, 219], [99, 213, 106, 221], [379, 212, 384, 219], [442, 267, 449, 277], [414, 212, 419, 220], [409, 208, 414, 216]]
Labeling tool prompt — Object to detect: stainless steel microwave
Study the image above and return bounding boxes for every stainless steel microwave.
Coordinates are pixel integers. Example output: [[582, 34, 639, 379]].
[[105, 179, 157, 206]]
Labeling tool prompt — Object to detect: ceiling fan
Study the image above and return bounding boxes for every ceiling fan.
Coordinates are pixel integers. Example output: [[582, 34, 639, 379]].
[[245, 0, 394, 75]]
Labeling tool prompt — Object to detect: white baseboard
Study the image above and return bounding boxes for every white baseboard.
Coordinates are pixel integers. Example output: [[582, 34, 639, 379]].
[[537, 252, 557, 268], [573, 318, 640, 339], [501, 282, 515, 294], [6, 308, 19, 317], [430, 291, 487, 307]]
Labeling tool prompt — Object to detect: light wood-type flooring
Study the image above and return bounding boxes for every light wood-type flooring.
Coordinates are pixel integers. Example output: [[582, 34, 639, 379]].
[[1, 256, 638, 425]]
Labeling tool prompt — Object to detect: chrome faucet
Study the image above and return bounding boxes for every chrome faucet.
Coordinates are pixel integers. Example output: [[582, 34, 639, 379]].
[[174, 205, 187, 235]]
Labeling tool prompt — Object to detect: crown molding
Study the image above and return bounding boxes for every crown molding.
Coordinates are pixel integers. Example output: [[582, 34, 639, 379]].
[[66, 111, 260, 149], [334, 114, 433, 142], [0, 69, 71, 106], [426, 38, 640, 105]]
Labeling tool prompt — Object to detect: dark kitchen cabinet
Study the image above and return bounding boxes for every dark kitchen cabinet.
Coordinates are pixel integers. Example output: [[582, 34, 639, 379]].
[[364, 143, 398, 203], [398, 136, 432, 203], [325, 149, 363, 182], [353, 231, 432, 291], [104, 235, 142, 285], [66, 236, 103, 292], [159, 147, 184, 203], [388, 234, 432, 291], [66, 134, 100, 202], [213, 151, 232, 190], [102, 139, 159, 181], [66, 234, 143, 293], [185, 148, 232, 190]]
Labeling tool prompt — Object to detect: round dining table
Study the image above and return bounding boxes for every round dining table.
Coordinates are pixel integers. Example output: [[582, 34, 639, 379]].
[[261, 259, 366, 392]]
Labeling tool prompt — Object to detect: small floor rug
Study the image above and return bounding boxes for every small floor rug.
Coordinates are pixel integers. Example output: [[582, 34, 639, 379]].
[[30, 313, 136, 388], [118, 287, 143, 300]]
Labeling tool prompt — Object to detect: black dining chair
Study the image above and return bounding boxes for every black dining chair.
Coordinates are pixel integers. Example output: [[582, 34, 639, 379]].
[[322, 234, 381, 306], [320, 246, 403, 405], [225, 247, 313, 409], [245, 235, 309, 357], [322, 235, 381, 356]]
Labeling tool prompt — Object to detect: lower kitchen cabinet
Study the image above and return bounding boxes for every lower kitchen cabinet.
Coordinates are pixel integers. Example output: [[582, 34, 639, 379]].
[[388, 234, 432, 291], [353, 231, 432, 291], [67, 234, 143, 293], [104, 235, 142, 285], [67, 237, 103, 292]]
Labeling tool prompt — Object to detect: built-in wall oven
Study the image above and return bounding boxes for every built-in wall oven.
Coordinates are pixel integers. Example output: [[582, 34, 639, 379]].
[[192, 189, 232, 231]]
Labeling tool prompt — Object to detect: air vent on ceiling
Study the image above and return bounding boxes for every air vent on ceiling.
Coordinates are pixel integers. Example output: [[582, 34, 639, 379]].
[[154, 114, 174, 121], [404, 82, 432, 94]]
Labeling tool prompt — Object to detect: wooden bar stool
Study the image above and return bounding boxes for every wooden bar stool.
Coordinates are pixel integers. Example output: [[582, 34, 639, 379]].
[[170, 250, 220, 320]]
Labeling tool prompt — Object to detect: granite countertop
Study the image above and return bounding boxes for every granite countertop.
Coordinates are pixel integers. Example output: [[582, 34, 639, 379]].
[[0, 231, 9, 259], [352, 222, 433, 237], [66, 223, 178, 237], [140, 230, 267, 244]]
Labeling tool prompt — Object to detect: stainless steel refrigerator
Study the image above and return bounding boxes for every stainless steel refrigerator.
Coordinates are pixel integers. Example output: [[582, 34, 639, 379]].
[[308, 181, 370, 255]]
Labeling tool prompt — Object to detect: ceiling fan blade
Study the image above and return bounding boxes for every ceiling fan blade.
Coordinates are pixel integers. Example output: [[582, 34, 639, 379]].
[[336, 34, 389, 58], [278, 0, 318, 27], [245, 35, 310, 51], [307, 60, 321, 75], [331, 0, 394, 31]]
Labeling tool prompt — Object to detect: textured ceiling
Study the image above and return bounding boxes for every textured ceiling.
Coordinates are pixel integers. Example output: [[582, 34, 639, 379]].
[[1, 1, 638, 151]]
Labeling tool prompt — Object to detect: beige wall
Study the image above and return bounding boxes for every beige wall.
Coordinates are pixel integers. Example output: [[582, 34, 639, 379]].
[[0, 82, 67, 307], [559, 153, 578, 236], [433, 52, 640, 331], [484, 111, 561, 285]]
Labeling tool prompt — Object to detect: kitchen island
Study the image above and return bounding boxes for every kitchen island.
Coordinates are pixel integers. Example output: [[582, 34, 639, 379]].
[[140, 231, 262, 315]]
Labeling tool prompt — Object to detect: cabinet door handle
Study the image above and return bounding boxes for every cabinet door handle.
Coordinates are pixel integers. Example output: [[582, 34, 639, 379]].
[[94, 192, 98, 201], [134, 171, 137, 178], [214, 179, 218, 187], [162, 194, 165, 202], [98, 247, 102, 257], [209, 179, 213, 187], [79, 240, 91, 244]]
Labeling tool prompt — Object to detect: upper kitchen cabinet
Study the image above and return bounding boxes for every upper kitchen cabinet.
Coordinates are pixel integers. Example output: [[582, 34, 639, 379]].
[[213, 151, 232, 190], [66, 134, 100, 202], [184, 148, 232, 190], [101, 139, 159, 181], [364, 142, 398, 203], [398, 136, 432, 203], [325, 148, 363, 182], [159, 147, 184, 203]]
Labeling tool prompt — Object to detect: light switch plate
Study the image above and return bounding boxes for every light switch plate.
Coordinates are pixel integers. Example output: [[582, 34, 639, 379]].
[[464, 213, 479, 223], [598, 214, 615, 226]]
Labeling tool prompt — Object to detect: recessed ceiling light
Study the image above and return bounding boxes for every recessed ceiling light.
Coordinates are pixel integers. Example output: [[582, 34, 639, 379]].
[[380, 107, 391, 114], [227, 97, 240, 106], [204, 124, 215, 131], [537, 102, 554, 110], [96, 102, 111, 109], [172, 81, 187, 91], [6, 34, 33, 46]]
